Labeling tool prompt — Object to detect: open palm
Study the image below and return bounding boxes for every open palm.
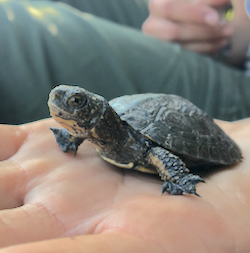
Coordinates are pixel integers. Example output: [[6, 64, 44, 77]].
[[0, 118, 249, 253]]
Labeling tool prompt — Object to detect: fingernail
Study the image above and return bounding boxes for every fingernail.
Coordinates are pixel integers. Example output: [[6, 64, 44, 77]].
[[205, 12, 219, 25]]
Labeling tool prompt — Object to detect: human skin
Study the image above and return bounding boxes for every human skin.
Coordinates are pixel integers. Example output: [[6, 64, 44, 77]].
[[0, 118, 250, 252], [143, 0, 250, 65]]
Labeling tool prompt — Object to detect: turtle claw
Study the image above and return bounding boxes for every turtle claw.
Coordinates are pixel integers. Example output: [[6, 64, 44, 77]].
[[73, 146, 77, 156], [161, 181, 183, 195], [73, 143, 79, 157], [161, 174, 204, 197], [191, 191, 201, 197]]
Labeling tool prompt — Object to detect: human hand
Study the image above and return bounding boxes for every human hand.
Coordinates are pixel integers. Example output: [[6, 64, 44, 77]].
[[0, 118, 250, 252], [142, 0, 233, 53]]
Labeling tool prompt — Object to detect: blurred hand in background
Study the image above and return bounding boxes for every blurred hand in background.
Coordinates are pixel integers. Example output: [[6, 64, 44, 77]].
[[143, 0, 250, 66]]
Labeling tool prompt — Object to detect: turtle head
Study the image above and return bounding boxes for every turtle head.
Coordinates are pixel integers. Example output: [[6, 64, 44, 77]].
[[48, 85, 106, 138]]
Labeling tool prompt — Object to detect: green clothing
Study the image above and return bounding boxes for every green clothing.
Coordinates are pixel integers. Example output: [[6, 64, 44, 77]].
[[0, 0, 249, 124]]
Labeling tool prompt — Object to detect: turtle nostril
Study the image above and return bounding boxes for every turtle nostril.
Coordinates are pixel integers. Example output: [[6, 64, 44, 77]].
[[58, 112, 63, 116]]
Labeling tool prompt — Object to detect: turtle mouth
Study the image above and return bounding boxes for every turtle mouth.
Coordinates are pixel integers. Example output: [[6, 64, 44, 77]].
[[48, 102, 88, 138], [49, 104, 64, 118], [48, 102, 72, 121]]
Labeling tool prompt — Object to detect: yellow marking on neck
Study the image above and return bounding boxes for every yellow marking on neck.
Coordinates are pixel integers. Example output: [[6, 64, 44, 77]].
[[99, 152, 134, 169], [98, 150, 157, 173], [50, 112, 85, 137], [90, 128, 100, 139], [135, 165, 157, 174]]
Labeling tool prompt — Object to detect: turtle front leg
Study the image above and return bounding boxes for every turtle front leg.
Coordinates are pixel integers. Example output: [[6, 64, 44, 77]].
[[50, 128, 84, 155], [148, 147, 204, 196]]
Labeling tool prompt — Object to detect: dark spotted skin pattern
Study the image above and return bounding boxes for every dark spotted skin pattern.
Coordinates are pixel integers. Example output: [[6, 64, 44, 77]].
[[48, 85, 241, 196], [149, 147, 204, 196]]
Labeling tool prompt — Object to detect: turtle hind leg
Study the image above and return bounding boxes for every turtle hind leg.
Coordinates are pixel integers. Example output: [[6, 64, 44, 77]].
[[50, 128, 84, 155], [148, 146, 205, 196]]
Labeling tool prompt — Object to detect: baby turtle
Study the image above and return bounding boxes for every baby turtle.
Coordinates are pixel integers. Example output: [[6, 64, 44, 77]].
[[48, 85, 241, 196]]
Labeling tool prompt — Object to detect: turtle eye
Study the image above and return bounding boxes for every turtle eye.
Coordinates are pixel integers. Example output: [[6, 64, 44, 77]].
[[67, 94, 85, 108]]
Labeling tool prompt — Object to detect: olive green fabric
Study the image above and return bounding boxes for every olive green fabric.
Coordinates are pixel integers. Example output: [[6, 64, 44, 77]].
[[47, 0, 150, 29], [0, 0, 249, 124]]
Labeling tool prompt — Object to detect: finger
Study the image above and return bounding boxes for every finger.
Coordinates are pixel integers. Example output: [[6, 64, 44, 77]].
[[0, 125, 27, 161], [181, 39, 229, 53], [0, 234, 159, 253], [149, 0, 220, 25], [217, 118, 250, 143], [0, 124, 30, 209], [0, 119, 62, 210], [0, 150, 60, 210], [0, 160, 25, 209], [143, 18, 232, 43], [196, 0, 231, 8], [0, 202, 67, 248]]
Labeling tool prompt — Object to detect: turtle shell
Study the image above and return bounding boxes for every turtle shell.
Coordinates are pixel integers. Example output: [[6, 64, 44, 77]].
[[110, 93, 241, 167]]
